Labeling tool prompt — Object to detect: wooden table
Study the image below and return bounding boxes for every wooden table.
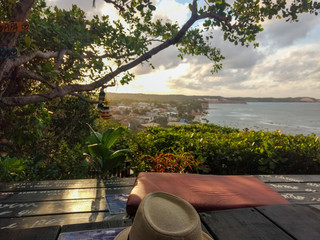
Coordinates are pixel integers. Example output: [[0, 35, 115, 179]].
[[0, 175, 320, 239], [200, 204, 320, 240], [257, 175, 320, 208]]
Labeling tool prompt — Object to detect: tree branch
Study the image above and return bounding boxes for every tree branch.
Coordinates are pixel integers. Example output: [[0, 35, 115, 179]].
[[70, 93, 98, 104], [104, 0, 125, 12], [0, 51, 60, 81], [18, 68, 57, 89], [83, 51, 127, 60], [198, 12, 233, 30], [54, 49, 68, 70], [0, 5, 200, 106]]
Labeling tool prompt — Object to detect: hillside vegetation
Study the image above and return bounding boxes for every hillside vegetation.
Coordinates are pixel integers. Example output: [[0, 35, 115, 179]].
[[2, 122, 319, 181], [130, 124, 320, 175], [107, 93, 320, 103]]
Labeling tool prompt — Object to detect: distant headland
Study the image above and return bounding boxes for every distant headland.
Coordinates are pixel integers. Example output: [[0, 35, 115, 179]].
[[108, 93, 320, 104], [203, 96, 320, 104]]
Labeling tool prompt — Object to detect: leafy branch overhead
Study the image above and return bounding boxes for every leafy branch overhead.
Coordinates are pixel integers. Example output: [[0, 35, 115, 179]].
[[0, 0, 319, 106]]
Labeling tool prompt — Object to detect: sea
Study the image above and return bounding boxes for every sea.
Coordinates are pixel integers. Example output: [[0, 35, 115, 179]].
[[203, 102, 320, 136]]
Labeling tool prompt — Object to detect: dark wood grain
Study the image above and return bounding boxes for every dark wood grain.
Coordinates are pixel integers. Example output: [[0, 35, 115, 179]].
[[279, 192, 320, 204], [312, 205, 320, 211], [61, 219, 133, 233], [200, 207, 293, 240], [201, 222, 211, 236], [0, 178, 135, 192], [257, 204, 320, 240], [0, 186, 132, 202], [0, 225, 60, 240], [0, 212, 129, 229], [258, 175, 320, 183], [267, 182, 320, 193], [0, 199, 109, 218]]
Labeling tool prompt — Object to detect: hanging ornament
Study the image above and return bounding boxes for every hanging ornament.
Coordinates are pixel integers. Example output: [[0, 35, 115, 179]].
[[97, 88, 112, 120], [98, 89, 106, 103], [100, 104, 112, 120]]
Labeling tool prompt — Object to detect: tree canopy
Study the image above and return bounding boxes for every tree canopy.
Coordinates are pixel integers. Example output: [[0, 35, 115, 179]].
[[0, 0, 319, 107]]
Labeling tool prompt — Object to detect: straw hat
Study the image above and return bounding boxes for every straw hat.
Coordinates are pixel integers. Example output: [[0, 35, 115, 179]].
[[115, 192, 213, 240]]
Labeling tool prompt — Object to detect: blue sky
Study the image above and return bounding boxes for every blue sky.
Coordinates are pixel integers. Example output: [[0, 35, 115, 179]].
[[47, 0, 320, 98]]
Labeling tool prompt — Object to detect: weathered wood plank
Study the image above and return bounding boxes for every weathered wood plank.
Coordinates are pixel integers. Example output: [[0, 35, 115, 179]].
[[266, 182, 320, 193], [61, 222, 207, 238], [0, 212, 130, 229], [311, 205, 320, 211], [0, 178, 135, 192], [0, 186, 132, 203], [256, 204, 320, 240], [258, 175, 320, 183], [61, 219, 133, 233], [201, 222, 211, 237], [280, 192, 320, 204], [0, 199, 109, 218], [58, 227, 126, 239], [200, 208, 293, 240], [0, 226, 60, 240]]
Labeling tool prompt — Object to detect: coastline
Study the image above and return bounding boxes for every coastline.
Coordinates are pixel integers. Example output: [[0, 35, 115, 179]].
[[202, 102, 320, 136]]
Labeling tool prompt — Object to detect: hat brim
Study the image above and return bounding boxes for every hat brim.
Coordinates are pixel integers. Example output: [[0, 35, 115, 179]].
[[114, 226, 131, 240], [202, 231, 214, 240], [114, 227, 214, 240]]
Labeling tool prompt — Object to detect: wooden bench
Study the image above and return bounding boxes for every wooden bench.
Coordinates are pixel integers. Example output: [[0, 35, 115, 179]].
[[0, 175, 319, 239]]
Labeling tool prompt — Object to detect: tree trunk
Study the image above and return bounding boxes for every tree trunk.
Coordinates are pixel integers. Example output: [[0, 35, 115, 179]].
[[0, 0, 35, 47], [0, 0, 35, 106]]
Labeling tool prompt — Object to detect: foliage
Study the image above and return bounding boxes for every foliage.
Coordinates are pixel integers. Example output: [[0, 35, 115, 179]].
[[0, 96, 97, 181], [23, 140, 87, 180], [1, 0, 319, 106], [0, 156, 25, 182], [84, 125, 130, 178], [2, 121, 320, 181], [131, 150, 208, 174], [1, 103, 51, 157], [129, 124, 320, 175], [1, 96, 97, 157], [51, 141, 87, 179]]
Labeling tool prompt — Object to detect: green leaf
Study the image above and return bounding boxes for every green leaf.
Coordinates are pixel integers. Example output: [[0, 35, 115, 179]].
[[110, 149, 130, 159], [24, 36, 31, 47], [87, 124, 102, 143], [137, 4, 144, 11], [44, 62, 52, 72], [269, 161, 276, 170], [105, 127, 125, 149], [148, 5, 156, 11], [87, 144, 104, 165], [102, 129, 114, 145]]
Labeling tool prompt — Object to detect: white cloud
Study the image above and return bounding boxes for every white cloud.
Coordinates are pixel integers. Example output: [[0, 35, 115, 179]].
[[258, 13, 320, 48], [46, 0, 104, 18], [154, 0, 189, 26], [46, 0, 320, 98], [252, 43, 320, 87]]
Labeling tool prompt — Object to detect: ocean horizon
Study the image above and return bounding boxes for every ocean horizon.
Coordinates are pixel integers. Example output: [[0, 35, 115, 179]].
[[203, 102, 320, 136]]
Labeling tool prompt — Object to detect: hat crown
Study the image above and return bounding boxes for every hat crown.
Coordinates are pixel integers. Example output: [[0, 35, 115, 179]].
[[129, 192, 204, 240]]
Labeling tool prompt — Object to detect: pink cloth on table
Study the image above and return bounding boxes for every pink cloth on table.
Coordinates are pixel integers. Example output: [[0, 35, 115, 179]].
[[126, 172, 290, 215]]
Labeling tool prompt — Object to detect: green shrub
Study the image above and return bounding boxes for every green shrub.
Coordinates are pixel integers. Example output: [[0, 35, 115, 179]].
[[24, 140, 87, 180], [131, 151, 209, 174], [83, 125, 130, 178], [0, 156, 26, 182], [1, 96, 97, 181], [128, 124, 320, 175]]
